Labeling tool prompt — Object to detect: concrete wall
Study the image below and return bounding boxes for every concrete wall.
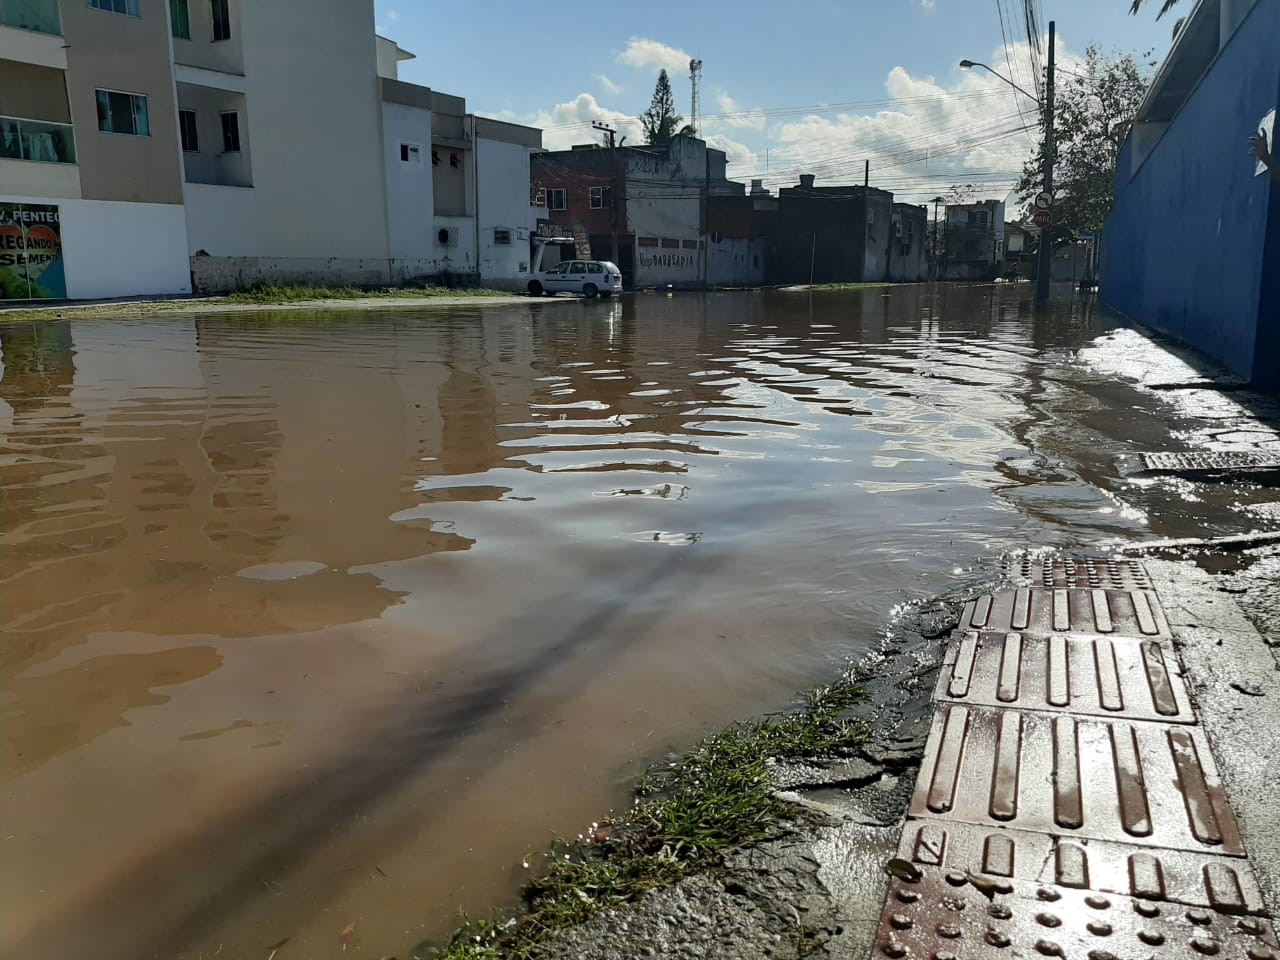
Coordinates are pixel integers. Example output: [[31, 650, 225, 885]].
[[862, 190, 894, 281], [0, 193, 190, 297], [209, 0, 388, 260], [175, 83, 251, 186], [432, 143, 469, 216], [61, 0, 184, 205], [0, 20, 67, 70], [183, 180, 257, 254], [768, 187, 891, 284], [170, 0, 244, 74], [476, 135, 534, 285], [887, 205, 928, 282], [634, 239, 702, 287], [626, 144, 702, 241], [0, 157, 81, 199], [706, 237, 764, 287], [382, 99, 433, 258], [1102, 0, 1277, 386], [430, 214, 477, 278], [0, 60, 71, 121]]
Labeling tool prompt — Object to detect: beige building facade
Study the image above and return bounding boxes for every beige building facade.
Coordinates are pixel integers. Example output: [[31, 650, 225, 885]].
[[1, 0, 542, 299], [1, 0, 191, 299]]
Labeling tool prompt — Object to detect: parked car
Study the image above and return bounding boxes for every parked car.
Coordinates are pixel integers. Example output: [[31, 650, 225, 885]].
[[528, 260, 622, 298]]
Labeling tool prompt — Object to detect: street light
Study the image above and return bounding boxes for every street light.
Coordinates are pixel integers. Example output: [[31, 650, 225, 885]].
[[958, 60, 1040, 104], [960, 20, 1056, 304]]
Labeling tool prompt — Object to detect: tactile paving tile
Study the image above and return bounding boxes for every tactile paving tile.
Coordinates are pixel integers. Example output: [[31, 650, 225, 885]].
[[896, 821, 1267, 915], [934, 631, 1195, 723], [910, 705, 1244, 855], [1140, 451, 1280, 474], [873, 868, 1279, 960], [960, 587, 1170, 638], [1003, 556, 1153, 591]]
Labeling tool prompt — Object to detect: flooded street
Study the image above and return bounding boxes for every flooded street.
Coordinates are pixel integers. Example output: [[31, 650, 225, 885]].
[[2, 286, 1273, 960]]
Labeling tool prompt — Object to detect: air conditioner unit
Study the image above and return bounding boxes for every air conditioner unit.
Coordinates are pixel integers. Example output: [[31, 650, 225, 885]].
[[437, 226, 458, 247]]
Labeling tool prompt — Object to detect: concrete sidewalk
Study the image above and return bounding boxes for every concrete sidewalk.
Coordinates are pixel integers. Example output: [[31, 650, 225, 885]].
[[869, 555, 1280, 960]]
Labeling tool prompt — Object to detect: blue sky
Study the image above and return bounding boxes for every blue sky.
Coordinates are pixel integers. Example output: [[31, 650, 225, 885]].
[[374, 0, 1174, 204]]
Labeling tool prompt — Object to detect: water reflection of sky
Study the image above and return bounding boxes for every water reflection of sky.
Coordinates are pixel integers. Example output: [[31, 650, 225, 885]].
[[2, 287, 1270, 960]]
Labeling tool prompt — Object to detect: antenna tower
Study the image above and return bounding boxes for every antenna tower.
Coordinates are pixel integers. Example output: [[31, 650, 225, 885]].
[[689, 59, 703, 136]]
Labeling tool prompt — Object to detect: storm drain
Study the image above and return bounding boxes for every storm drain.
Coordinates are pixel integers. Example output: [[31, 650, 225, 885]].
[[1139, 451, 1280, 475], [1003, 556, 1153, 591], [869, 560, 1279, 960]]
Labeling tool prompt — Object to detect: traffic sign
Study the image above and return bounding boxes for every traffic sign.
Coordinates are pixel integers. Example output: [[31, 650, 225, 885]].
[[1034, 191, 1053, 210], [1032, 208, 1053, 227]]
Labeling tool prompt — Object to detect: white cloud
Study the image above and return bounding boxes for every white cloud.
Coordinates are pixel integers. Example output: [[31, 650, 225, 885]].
[[597, 73, 623, 95], [705, 133, 765, 180], [617, 37, 693, 76], [754, 37, 1078, 205], [918, 0, 936, 9], [710, 90, 766, 131], [386, 8, 398, 20], [526, 92, 644, 151]]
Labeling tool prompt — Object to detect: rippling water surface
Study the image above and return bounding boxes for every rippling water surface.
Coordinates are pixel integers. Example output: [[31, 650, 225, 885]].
[[0, 287, 1252, 959]]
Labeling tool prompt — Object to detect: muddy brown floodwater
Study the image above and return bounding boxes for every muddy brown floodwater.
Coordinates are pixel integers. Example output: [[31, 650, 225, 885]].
[[1, 286, 1271, 960]]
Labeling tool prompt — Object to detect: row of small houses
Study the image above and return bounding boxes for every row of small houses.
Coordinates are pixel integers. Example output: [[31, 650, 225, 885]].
[[530, 136, 930, 289], [529, 136, 1071, 290]]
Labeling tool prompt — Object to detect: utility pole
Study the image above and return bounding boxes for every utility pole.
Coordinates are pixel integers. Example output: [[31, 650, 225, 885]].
[[592, 120, 617, 148], [1036, 20, 1056, 303], [931, 195, 944, 280], [592, 121, 622, 266]]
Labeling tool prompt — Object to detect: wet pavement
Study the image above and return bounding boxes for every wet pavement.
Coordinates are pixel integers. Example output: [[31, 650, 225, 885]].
[[874, 555, 1280, 960], [2, 286, 1278, 959]]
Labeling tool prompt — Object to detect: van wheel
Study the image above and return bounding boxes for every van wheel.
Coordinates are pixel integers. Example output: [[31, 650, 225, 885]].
[[527, 280, 543, 296], [583, 283, 599, 298]]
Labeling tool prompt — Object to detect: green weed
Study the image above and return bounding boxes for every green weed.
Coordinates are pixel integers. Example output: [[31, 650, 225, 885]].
[[423, 679, 866, 959], [221, 283, 514, 303]]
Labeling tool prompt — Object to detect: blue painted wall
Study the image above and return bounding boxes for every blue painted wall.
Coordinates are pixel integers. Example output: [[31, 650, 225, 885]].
[[1103, 1, 1279, 388]]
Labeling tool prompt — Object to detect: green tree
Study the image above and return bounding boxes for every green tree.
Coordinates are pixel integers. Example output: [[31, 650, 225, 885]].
[[1017, 45, 1151, 250], [640, 70, 685, 145], [1128, 0, 1181, 16]]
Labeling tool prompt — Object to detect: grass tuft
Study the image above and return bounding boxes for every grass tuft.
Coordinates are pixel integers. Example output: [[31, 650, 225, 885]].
[[810, 282, 892, 291], [421, 678, 866, 960], [221, 283, 514, 303]]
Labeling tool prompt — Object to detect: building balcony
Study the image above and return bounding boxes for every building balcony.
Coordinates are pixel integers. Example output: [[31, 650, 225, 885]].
[[0, 1, 65, 69], [0, 0, 60, 34], [0, 152, 81, 200], [182, 153, 251, 188], [1, 115, 75, 164]]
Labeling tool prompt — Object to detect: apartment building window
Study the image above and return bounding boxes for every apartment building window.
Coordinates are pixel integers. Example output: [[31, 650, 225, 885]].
[[179, 109, 198, 151], [210, 0, 230, 40], [169, 0, 190, 37], [89, 0, 140, 16], [547, 188, 566, 211], [399, 143, 421, 164], [493, 228, 512, 245], [95, 90, 149, 136], [220, 111, 240, 152], [589, 186, 614, 210]]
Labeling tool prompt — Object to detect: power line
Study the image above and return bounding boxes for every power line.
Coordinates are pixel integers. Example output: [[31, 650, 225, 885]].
[[536, 88, 1019, 132], [996, 0, 1037, 143]]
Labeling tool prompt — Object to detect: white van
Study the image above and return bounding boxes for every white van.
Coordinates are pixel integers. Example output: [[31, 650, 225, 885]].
[[528, 260, 623, 298]]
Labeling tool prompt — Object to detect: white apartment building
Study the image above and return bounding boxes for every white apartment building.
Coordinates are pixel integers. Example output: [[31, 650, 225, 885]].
[[1, 0, 191, 299], [0, 0, 542, 300]]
